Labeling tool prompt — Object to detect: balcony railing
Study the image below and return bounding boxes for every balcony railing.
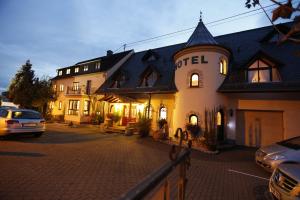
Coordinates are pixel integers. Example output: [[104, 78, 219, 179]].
[[65, 86, 98, 95]]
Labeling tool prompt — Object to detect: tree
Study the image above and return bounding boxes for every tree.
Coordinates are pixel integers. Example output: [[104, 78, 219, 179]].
[[245, 0, 300, 43], [8, 60, 36, 108], [8, 60, 55, 116]]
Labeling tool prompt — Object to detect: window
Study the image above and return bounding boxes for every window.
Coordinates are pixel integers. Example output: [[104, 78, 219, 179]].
[[190, 73, 199, 87], [83, 101, 90, 116], [248, 59, 281, 83], [72, 82, 79, 91], [58, 70, 62, 76], [189, 114, 198, 125], [84, 65, 89, 72], [141, 71, 157, 87], [59, 84, 64, 92], [53, 85, 57, 91], [217, 112, 222, 126], [159, 106, 167, 120], [220, 59, 228, 75], [66, 68, 71, 74], [75, 67, 79, 73], [95, 62, 101, 70], [68, 100, 80, 115], [58, 101, 62, 110]]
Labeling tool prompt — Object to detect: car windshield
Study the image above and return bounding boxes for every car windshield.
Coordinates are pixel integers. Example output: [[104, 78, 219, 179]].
[[277, 137, 300, 150], [12, 111, 41, 119]]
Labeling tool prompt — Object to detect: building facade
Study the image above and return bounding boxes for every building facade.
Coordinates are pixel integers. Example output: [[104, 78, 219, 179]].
[[51, 20, 300, 147]]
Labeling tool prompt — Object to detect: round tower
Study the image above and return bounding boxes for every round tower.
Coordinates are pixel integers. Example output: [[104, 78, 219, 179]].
[[173, 18, 231, 130]]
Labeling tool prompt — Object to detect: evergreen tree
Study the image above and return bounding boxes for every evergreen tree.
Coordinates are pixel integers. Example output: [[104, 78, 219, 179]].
[[8, 60, 36, 108]]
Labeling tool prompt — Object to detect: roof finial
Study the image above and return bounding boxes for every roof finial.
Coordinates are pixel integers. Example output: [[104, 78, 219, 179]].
[[199, 11, 202, 22]]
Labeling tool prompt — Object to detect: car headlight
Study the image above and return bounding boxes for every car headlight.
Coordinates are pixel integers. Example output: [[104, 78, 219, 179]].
[[268, 154, 285, 160]]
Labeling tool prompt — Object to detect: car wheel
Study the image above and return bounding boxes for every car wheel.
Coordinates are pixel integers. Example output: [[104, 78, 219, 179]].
[[33, 132, 43, 137]]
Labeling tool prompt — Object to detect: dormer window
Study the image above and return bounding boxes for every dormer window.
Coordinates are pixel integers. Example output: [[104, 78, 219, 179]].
[[141, 71, 157, 87], [75, 67, 79, 73], [190, 73, 199, 87], [95, 62, 101, 70], [247, 59, 281, 83], [84, 65, 88, 72], [220, 58, 228, 75], [110, 73, 126, 89], [66, 69, 71, 74], [58, 70, 62, 76]]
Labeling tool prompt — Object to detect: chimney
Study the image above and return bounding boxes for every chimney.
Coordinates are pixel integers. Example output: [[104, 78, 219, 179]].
[[107, 50, 113, 56]]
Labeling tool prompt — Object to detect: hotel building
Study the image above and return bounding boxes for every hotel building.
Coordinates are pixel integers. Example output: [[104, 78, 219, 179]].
[[51, 19, 300, 147]]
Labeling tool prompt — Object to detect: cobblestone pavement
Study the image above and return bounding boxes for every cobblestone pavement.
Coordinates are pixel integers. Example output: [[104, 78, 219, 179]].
[[0, 123, 271, 200]]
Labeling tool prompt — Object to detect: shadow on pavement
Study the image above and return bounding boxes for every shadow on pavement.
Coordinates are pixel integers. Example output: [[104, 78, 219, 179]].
[[0, 151, 46, 157], [1, 131, 119, 145]]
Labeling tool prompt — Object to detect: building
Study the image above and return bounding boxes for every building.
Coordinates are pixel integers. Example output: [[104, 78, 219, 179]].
[[51, 19, 300, 147]]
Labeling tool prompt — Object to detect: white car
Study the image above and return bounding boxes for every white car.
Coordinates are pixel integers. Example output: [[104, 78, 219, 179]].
[[0, 108, 45, 137], [255, 136, 300, 172]]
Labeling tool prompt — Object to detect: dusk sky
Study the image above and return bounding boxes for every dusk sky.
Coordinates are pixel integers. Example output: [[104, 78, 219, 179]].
[[0, 0, 294, 92]]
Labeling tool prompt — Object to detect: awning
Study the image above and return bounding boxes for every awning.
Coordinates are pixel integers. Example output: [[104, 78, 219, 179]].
[[98, 94, 141, 103]]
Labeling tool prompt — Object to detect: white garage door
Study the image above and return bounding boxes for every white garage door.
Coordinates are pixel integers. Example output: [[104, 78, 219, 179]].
[[236, 110, 283, 147]]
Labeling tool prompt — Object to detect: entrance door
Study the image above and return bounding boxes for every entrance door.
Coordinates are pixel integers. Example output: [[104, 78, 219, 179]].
[[217, 110, 225, 141]]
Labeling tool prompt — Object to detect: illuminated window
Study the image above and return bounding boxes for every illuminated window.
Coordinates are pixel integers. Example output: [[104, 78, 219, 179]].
[[84, 65, 89, 72], [66, 69, 71, 74], [217, 112, 222, 126], [220, 59, 227, 75], [159, 106, 167, 120], [68, 100, 80, 115], [189, 114, 198, 125], [53, 85, 57, 91], [58, 70, 62, 76], [59, 84, 64, 92], [248, 59, 281, 83], [83, 101, 90, 116], [58, 101, 62, 110], [72, 82, 79, 91], [95, 62, 101, 70], [190, 73, 199, 87], [75, 67, 79, 73]]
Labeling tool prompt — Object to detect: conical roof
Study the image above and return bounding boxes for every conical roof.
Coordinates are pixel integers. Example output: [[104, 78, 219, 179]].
[[185, 19, 218, 47]]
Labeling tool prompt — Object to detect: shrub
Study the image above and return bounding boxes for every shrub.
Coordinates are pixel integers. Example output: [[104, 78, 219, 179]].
[[137, 118, 152, 137], [106, 113, 121, 123], [158, 119, 167, 129], [186, 123, 202, 139]]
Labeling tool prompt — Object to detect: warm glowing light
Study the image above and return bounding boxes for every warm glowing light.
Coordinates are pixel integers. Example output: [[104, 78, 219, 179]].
[[217, 112, 222, 126], [137, 104, 144, 113], [191, 74, 199, 87], [115, 104, 122, 112], [189, 115, 198, 125]]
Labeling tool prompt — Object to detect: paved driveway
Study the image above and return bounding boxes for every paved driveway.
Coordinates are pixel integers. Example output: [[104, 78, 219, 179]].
[[0, 123, 271, 200]]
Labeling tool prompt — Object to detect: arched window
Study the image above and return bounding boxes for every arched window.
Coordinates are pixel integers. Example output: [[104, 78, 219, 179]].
[[190, 73, 199, 87], [217, 111, 222, 126], [159, 106, 167, 120], [189, 114, 198, 125], [220, 59, 227, 75]]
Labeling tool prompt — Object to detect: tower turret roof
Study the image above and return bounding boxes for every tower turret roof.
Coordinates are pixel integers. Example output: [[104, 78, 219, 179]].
[[185, 19, 218, 47]]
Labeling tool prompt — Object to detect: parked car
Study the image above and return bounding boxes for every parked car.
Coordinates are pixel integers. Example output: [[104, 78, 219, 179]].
[[0, 108, 45, 137], [255, 136, 300, 172], [269, 162, 300, 200]]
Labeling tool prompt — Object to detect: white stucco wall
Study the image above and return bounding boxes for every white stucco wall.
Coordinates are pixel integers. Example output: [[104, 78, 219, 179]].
[[173, 46, 230, 130]]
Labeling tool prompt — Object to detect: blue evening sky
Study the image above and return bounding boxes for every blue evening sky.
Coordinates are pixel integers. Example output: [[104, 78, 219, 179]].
[[0, 0, 293, 92]]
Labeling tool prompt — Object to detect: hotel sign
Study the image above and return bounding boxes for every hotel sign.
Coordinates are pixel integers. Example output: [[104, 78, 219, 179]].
[[175, 55, 208, 70]]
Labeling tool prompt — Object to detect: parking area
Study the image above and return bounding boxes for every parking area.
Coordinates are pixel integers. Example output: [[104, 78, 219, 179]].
[[0, 123, 272, 200]]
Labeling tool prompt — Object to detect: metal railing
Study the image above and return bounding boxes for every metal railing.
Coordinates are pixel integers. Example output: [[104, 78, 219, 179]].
[[119, 128, 191, 200]]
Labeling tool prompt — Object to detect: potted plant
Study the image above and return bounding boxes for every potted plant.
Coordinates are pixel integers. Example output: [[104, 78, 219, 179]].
[[136, 118, 152, 137], [106, 113, 121, 126], [186, 123, 202, 140]]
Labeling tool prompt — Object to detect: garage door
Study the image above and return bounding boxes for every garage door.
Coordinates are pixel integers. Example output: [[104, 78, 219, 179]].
[[236, 110, 283, 147]]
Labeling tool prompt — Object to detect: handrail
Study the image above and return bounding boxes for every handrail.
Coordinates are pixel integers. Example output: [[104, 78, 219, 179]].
[[119, 148, 190, 200]]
